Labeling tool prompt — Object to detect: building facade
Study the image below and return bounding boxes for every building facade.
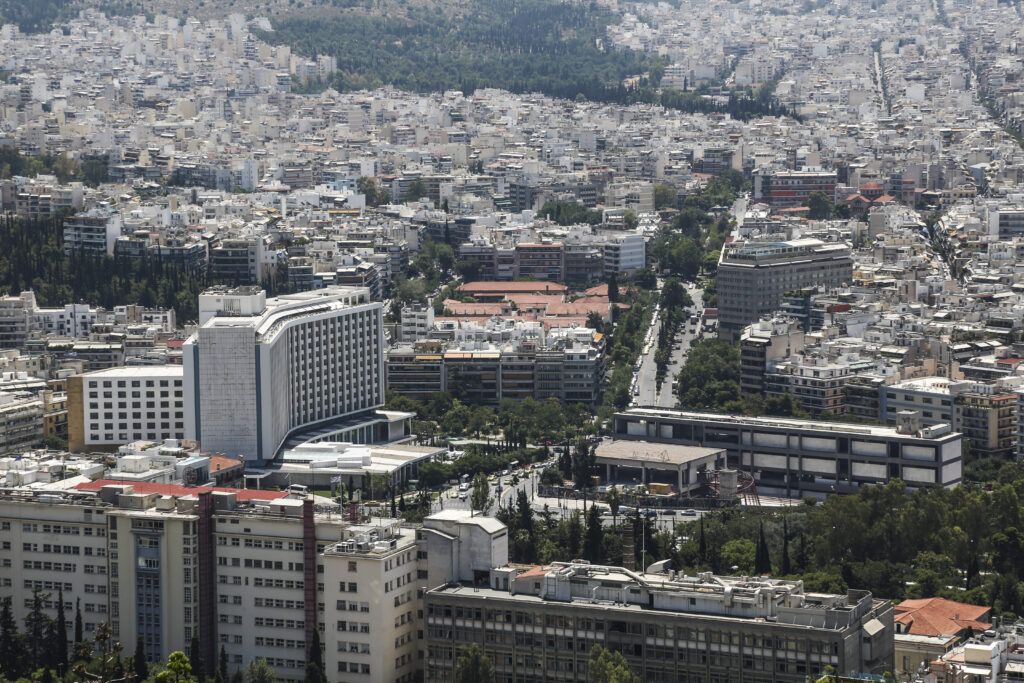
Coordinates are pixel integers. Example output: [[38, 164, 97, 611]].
[[612, 408, 963, 498], [66, 366, 186, 453], [184, 286, 385, 462], [425, 563, 894, 682]]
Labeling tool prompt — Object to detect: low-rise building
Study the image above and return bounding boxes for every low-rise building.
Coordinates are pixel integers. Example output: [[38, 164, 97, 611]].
[[425, 563, 894, 682], [612, 407, 963, 498]]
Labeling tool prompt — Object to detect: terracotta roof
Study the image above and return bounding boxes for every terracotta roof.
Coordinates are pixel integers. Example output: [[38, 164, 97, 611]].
[[75, 479, 288, 502], [860, 181, 884, 190], [209, 455, 244, 472], [893, 598, 991, 637], [442, 300, 506, 316], [585, 283, 609, 297]]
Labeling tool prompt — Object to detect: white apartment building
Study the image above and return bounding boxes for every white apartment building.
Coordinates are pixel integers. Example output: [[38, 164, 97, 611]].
[[67, 366, 185, 452], [184, 286, 385, 462], [0, 484, 507, 682], [601, 233, 646, 274], [63, 210, 123, 257]]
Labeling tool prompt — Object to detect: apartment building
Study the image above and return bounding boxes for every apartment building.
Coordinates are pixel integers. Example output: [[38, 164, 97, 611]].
[[612, 408, 963, 498], [425, 563, 894, 682], [184, 286, 384, 462], [738, 318, 806, 395], [515, 243, 565, 282], [63, 210, 123, 257], [0, 390, 44, 453], [66, 366, 185, 452], [398, 306, 435, 343], [882, 378, 1017, 458], [717, 239, 852, 342], [0, 486, 506, 682], [386, 338, 604, 405], [753, 170, 838, 208], [764, 357, 853, 416]]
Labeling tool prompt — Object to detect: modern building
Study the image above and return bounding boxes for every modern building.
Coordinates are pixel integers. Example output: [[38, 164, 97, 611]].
[[612, 408, 963, 497], [184, 286, 385, 462], [66, 366, 186, 452], [425, 563, 894, 682], [753, 170, 838, 208], [717, 239, 853, 341], [0, 486, 506, 682]]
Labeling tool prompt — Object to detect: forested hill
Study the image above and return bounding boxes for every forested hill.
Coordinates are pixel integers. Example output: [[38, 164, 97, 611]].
[[256, 0, 657, 102], [0, 0, 74, 33]]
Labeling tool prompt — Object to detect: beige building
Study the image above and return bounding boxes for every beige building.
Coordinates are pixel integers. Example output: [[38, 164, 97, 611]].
[[67, 366, 186, 453], [0, 483, 506, 681]]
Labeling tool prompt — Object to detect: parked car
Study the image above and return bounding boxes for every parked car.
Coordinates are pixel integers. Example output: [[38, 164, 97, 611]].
[[682, 509, 698, 516]]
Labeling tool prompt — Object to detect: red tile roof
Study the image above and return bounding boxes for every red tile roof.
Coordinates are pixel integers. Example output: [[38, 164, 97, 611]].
[[75, 480, 288, 502], [894, 598, 991, 637]]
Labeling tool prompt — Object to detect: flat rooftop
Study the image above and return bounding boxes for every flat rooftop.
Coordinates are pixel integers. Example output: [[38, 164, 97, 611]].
[[620, 407, 961, 441], [80, 365, 183, 377], [595, 440, 723, 466]]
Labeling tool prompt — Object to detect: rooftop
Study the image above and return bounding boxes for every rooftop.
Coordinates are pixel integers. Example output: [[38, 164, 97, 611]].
[[594, 440, 723, 466]]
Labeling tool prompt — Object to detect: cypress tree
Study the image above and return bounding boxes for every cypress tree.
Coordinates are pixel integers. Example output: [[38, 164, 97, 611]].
[[25, 588, 47, 671], [697, 517, 707, 565], [781, 518, 792, 575], [134, 636, 148, 681], [305, 629, 327, 683], [0, 596, 21, 679], [754, 521, 771, 575], [190, 635, 206, 681], [55, 586, 68, 673], [219, 644, 228, 681]]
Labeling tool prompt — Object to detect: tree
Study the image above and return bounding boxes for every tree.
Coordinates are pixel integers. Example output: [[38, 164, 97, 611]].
[[623, 209, 638, 229], [587, 644, 640, 683], [0, 596, 21, 680], [755, 521, 772, 575], [54, 585, 68, 673], [607, 273, 619, 303], [781, 518, 792, 575], [245, 658, 276, 683], [189, 635, 205, 681], [304, 629, 327, 683], [134, 637, 149, 682], [572, 439, 596, 513], [157, 651, 196, 683], [654, 184, 677, 210], [583, 505, 604, 563], [455, 643, 494, 683], [607, 486, 622, 527], [470, 472, 492, 516], [25, 588, 48, 672], [661, 278, 692, 309], [218, 644, 228, 682], [805, 190, 834, 220]]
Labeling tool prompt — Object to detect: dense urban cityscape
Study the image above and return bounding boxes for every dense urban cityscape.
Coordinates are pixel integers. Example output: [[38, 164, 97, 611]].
[[2, 0, 1024, 680]]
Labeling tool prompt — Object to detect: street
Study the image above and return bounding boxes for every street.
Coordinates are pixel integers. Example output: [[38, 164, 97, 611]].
[[633, 281, 705, 408]]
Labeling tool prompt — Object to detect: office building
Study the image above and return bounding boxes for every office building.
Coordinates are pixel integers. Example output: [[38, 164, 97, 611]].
[[717, 239, 852, 341], [0, 486, 505, 682], [753, 170, 838, 208], [425, 563, 894, 682], [739, 318, 806, 395], [66, 366, 186, 452], [184, 286, 385, 462], [612, 407, 963, 497]]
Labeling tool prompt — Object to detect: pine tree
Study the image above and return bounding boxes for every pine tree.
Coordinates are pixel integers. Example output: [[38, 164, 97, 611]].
[[134, 636, 148, 681], [0, 596, 22, 679], [781, 518, 792, 575], [754, 521, 772, 575]]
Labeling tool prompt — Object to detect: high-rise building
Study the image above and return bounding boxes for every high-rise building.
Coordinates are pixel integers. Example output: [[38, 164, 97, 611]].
[[716, 239, 852, 342], [184, 286, 385, 462]]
